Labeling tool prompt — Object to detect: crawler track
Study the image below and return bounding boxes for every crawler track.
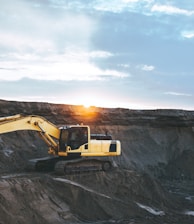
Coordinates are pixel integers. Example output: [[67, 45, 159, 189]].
[[26, 156, 112, 175], [54, 159, 112, 175]]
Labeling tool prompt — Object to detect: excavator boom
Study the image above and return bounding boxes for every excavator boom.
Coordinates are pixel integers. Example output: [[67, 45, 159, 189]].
[[0, 114, 60, 138], [0, 114, 60, 153]]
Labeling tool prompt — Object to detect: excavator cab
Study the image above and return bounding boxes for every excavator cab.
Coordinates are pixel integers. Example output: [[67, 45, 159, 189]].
[[59, 126, 89, 152]]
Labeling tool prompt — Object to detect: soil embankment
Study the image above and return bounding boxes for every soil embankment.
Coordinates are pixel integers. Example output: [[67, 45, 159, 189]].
[[0, 99, 194, 223]]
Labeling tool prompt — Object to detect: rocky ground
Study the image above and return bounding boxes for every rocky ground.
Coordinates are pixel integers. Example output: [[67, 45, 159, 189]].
[[0, 99, 194, 223]]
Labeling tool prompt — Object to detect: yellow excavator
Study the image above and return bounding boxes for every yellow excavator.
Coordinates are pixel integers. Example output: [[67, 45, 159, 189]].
[[0, 114, 121, 174]]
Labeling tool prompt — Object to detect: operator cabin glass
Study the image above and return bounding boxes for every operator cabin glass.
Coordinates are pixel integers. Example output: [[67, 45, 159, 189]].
[[59, 127, 88, 151]]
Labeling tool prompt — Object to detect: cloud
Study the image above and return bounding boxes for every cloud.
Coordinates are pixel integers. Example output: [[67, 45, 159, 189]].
[[122, 0, 139, 2], [0, 32, 54, 53], [0, 0, 97, 55], [89, 51, 113, 58], [92, 0, 149, 13], [181, 31, 194, 39], [164, 92, 192, 97], [141, 64, 155, 71], [44, 0, 154, 15], [118, 64, 130, 68], [0, 50, 128, 81], [0, 1, 126, 82], [151, 4, 194, 16]]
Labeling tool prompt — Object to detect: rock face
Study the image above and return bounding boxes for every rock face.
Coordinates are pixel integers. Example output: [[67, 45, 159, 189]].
[[0, 99, 194, 223]]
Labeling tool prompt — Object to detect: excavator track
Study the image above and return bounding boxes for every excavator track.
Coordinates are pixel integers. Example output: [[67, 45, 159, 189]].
[[54, 159, 112, 175], [26, 156, 112, 175], [26, 156, 62, 172]]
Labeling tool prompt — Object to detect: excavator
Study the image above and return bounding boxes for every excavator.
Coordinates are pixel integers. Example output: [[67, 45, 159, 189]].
[[0, 114, 121, 174]]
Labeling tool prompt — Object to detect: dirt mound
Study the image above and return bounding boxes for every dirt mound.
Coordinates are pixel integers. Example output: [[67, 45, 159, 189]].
[[0, 170, 184, 224], [165, 150, 194, 179], [1, 170, 194, 224], [0, 173, 77, 224]]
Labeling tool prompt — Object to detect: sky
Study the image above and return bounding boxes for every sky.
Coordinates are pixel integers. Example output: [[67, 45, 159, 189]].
[[0, 0, 194, 110]]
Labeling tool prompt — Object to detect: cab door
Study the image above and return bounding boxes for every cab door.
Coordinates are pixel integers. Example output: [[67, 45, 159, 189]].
[[59, 126, 89, 153]]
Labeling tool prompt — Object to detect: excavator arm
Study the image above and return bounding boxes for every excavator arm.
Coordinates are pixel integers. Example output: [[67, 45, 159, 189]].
[[0, 114, 60, 154]]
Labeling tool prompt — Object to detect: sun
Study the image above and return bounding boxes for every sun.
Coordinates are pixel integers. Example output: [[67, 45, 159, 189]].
[[82, 98, 94, 108], [69, 91, 117, 109], [83, 103, 91, 108], [77, 94, 99, 108]]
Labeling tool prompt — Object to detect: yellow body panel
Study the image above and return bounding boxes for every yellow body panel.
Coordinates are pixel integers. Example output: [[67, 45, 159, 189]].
[[58, 139, 121, 157]]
